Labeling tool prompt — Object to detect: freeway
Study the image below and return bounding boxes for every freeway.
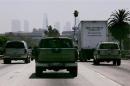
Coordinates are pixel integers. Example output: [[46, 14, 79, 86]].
[[0, 60, 130, 86]]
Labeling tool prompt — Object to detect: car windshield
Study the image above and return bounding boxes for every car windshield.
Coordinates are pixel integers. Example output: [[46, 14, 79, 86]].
[[99, 43, 119, 49], [5, 41, 24, 48], [39, 38, 73, 48]]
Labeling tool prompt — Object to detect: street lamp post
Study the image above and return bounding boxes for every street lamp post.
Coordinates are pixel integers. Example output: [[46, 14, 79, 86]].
[[73, 10, 79, 42]]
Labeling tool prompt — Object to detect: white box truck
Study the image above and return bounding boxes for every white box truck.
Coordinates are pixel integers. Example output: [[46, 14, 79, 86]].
[[78, 20, 108, 61]]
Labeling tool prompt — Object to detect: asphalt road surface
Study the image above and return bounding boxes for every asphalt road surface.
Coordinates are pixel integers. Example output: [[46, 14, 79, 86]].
[[0, 60, 130, 86]]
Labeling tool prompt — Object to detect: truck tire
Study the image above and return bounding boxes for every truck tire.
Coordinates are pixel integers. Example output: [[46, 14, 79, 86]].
[[113, 60, 116, 65], [93, 59, 99, 65], [4, 59, 11, 64], [69, 67, 77, 77], [117, 59, 121, 66], [25, 57, 30, 63], [31, 57, 34, 61], [25, 58, 28, 63], [28, 57, 31, 63], [35, 66, 42, 77], [93, 59, 96, 65]]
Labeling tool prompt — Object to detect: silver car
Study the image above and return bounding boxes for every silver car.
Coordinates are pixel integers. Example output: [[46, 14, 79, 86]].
[[3, 40, 30, 64], [93, 42, 121, 66]]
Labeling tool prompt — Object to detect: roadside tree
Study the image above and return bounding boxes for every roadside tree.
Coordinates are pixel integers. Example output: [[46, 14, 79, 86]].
[[108, 9, 130, 49], [44, 25, 60, 37]]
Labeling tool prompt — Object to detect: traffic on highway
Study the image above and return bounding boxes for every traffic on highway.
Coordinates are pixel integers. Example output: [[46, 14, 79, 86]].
[[0, 2, 130, 85], [0, 36, 130, 86]]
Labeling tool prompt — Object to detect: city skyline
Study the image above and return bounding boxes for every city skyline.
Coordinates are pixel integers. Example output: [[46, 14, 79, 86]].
[[0, 0, 130, 33], [11, 19, 21, 32], [24, 20, 29, 32], [11, 19, 30, 32]]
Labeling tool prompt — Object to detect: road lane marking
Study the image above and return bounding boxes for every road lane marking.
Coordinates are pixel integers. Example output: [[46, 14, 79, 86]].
[[79, 63, 122, 86]]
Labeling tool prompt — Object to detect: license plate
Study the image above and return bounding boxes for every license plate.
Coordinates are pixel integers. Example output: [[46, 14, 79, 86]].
[[50, 63, 63, 66]]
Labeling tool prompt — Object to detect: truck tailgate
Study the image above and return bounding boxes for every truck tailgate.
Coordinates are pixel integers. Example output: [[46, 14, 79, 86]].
[[5, 48, 25, 56], [37, 48, 76, 62]]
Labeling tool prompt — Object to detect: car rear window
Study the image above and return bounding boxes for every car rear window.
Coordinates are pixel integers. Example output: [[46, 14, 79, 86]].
[[6, 41, 24, 48], [39, 38, 73, 48], [99, 43, 119, 49]]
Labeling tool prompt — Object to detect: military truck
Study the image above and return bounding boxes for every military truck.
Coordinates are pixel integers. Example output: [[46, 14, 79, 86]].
[[34, 37, 78, 77], [93, 42, 121, 65]]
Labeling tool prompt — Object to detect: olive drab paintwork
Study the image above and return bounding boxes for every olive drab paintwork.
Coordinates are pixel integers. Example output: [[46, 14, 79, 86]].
[[93, 42, 121, 65], [35, 37, 78, 77]]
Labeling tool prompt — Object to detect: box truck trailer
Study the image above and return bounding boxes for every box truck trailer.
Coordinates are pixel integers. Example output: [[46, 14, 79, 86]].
[[78, 20, 108, 61]]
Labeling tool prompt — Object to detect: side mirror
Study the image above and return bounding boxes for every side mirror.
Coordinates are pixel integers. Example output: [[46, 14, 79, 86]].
[[28, 46, 32, 49]]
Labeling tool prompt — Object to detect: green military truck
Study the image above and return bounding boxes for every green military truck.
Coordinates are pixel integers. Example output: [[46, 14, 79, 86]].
[[34, 37, 78, 77], [93, 42, 121, 65]]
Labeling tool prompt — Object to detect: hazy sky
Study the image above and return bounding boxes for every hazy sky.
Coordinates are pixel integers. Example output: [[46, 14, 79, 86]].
[[0, 0, 130, 33]]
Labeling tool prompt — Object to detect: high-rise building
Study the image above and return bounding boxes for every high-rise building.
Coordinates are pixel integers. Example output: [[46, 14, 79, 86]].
[[24, 20, 29, 32], [11, 19, 21, 32], [43, 13, 48, 30]]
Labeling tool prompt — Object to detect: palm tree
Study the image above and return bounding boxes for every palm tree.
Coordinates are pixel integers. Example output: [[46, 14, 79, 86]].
[[108, 9, 130, 49]]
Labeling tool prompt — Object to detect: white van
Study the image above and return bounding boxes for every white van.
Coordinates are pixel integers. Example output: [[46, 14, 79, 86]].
[[3, 40, 30, 64]]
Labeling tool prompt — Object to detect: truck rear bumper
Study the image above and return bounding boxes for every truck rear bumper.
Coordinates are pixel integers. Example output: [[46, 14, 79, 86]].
[[36, 62, 77, 68], [94, 55, 121, 61], [2, 55, 28, 60]]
